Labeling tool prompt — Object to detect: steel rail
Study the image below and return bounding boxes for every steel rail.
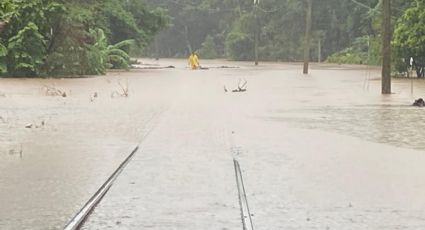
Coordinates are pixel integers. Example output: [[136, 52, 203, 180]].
[[234, 159, 255, 230], [63, 145, 139, 230]]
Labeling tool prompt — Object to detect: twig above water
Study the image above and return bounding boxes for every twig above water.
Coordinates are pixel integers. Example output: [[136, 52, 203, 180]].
[[41, 84, 67, 97]]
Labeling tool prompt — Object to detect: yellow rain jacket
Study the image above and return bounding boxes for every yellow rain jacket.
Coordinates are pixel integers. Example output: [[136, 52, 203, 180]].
[[188, 53, 199, 69]]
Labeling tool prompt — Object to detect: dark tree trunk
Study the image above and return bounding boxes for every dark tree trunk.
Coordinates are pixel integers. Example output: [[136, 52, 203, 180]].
[[381, 0, 392, 94], [303, 0, 313, 74], [184, 25, 192, 54], [254, 4, 259, 66], [0, 21, 7, 33]]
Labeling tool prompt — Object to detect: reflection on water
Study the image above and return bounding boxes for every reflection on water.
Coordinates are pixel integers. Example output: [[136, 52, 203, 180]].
[[273, 104, 425, 150]]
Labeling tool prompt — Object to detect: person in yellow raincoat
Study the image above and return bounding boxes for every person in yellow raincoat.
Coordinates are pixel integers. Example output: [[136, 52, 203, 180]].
[[188, 52, 200, 69]]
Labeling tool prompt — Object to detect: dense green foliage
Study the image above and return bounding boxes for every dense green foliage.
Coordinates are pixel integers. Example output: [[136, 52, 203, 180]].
[[0, 0, 166, 77], [0, 0, 423, 77], [393, 0, 425, 77], [198, 35, 218, 59], [145, 0, 380, 61], [144, 0, 419, 75], [326, 36, 381, 65]]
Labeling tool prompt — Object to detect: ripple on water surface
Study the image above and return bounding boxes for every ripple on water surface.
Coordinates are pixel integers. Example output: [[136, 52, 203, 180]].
[[272, 104, 425, 150]]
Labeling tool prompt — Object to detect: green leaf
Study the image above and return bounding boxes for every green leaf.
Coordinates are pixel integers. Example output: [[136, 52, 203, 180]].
[[0, 43, 7, 57], [106, 48, 129, 61]]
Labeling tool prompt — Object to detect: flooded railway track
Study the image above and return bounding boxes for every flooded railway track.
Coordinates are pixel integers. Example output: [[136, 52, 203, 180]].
[[63, 108, 165, 230], [64, 146, 140, 230], [234, 159, 255, 230], [64, 151, 255, 230]]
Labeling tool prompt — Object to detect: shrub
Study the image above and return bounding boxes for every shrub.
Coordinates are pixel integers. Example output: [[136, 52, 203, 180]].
[[198, 35, 218, 59], [225, 32, 254, 61]]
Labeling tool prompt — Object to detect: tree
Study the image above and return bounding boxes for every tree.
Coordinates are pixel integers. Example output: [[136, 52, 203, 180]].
[[145, 0, 371, 63], [0, 0, 65, 76], [0, 0, 167, 77], [393, 0, 425, 78], [382, 0, 391, 94], [225, 12, 256, 61], [0, 42, 7, 74], [143, 0, 411, 76], [254, 1, 259, 65], [199, 35, 218, 59], [303, 0, 312, 74]]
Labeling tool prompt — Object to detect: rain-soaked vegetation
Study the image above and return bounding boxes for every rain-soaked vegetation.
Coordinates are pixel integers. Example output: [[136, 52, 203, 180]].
[[0, 0, 168, 76], [0, 0, 424, 77], [2, 1, 425, 229], [144, 0, 422, 76]]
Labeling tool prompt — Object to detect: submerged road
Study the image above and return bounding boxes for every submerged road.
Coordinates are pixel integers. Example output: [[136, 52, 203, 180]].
[[2, 60, 425, 229], [82, 66, 244, 229], [81, 60, 425, 229]]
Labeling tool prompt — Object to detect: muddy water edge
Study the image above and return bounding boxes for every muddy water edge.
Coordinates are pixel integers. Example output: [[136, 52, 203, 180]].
[[1, 59, 425, 229], [0, 69, 176, 229]]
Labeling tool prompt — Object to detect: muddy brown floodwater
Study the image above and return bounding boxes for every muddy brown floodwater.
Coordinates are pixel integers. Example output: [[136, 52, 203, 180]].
[[1, 59, 425, 230]]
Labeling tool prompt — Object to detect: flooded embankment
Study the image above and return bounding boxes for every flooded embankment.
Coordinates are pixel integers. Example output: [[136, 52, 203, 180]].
[[0, 68, 176, 229], [1, 59, 425, 229]]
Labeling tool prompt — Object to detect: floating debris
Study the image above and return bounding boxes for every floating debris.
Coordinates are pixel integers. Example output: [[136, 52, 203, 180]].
[[132, 65, 175, 70], [90, 92, 98, 102], [232, 79, 248, 93], [9, 144, 23, 158], [413, 98, 425, 107], [111, 80, 129, 98], [42, 85, 67, 97]]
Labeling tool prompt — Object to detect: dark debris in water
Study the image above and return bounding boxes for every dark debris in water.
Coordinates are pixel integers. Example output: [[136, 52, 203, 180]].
[[413, 98, 425, 107]]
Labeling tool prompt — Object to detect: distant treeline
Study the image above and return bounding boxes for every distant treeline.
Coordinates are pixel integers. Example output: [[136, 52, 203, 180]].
[[0, 0, 167, 77], [144, 0, 424, 76], [1, 0, 424, 77]]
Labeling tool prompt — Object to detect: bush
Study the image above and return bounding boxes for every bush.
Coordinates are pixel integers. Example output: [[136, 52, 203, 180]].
[[0, 0, 166, 77], [393, 1, 425, 78], [326, 48, 365, 64], [225, 32, 254, 61], [198, 35, 218, 59], [106, 39, 134, 69], [326, 36, 381, 65], [0, 42, 6, 73], [6, 22, 46, 76]]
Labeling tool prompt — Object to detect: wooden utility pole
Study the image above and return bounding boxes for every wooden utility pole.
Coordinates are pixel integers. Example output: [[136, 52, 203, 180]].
[[154, 36, 160, 60], [318, 38, 321, 63], [303, 0, 313, 74], [254, 1, 259, 66], [382, 0, 392, 94]]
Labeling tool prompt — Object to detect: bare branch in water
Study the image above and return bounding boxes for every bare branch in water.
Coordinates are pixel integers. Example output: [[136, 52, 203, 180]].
[[41, 84, 67, 97]]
